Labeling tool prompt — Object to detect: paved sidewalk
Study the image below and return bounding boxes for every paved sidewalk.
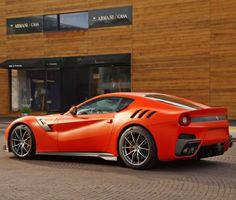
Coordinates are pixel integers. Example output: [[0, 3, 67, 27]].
[[0, 121, 236, 200]]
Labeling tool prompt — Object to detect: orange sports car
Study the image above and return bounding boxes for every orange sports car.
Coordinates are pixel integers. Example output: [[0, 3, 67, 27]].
[[4, 92, 233, 169]]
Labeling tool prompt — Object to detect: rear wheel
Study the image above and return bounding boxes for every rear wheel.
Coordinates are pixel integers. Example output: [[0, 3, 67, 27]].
[[10, 125, 36, 159], [119, 126, 157, 169]]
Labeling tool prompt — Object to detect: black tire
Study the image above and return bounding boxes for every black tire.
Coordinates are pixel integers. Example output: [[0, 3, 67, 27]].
[[10, 124, 36, 159], [119, 126, 157, 169]]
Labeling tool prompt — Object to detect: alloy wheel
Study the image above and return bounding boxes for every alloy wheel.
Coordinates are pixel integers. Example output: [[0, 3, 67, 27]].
[[10, 125, 34, 158], [121, 128, 151, 167]]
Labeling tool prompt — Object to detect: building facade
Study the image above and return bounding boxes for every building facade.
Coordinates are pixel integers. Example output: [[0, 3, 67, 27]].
[[0, 0, 236, 118]]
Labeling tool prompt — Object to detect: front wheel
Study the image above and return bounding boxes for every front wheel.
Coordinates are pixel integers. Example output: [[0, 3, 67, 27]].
[[10, 124, 36, 159], [119, 126, 157, 169]]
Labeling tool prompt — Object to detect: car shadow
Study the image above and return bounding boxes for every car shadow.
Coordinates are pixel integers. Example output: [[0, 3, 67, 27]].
[[9, 155, 123, 168], [9, 154, 236, 175]]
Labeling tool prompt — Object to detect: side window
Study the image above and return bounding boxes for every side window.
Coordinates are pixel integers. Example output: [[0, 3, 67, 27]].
[[116, 98, 134, 111], [77, 97, 122, 115]]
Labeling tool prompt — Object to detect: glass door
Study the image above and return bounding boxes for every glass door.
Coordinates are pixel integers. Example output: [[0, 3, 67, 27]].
[[46, 68, 61, 112]]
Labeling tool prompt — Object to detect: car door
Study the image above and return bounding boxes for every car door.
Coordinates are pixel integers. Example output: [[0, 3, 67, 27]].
[[57, 97, 121, 152]]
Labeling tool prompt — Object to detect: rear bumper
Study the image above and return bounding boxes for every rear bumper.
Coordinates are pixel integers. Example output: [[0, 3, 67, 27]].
[[149, 120, 231, 161], [197, 143, 225, 158], [175, 135, 233, 159]]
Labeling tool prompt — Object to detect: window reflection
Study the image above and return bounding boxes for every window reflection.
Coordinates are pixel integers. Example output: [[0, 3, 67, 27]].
[[10, 56, 131, 113], [43, 15, 59, 32], [11, 69, 61, 112], [90, 66, 131, 96], [60, 12, 88, 30], [11, 69, 46, 112]]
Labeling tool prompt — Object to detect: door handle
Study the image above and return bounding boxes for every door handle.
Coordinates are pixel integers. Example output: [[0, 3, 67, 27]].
[[106, 119, 113, 124], [80, 117, 89, 119]]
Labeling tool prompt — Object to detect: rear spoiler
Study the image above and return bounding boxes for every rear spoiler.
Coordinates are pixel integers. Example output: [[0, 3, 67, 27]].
[[185, 107, 227, 117]]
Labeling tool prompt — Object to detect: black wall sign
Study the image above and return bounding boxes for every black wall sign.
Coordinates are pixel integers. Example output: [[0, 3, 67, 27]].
[[89, 6, 132, 28], [7, 16, 43, 34], [4, 59, 45, 69]]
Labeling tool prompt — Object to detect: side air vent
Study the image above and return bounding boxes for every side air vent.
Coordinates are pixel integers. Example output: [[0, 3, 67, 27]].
[[138, 110, 149, 118], [146, 111, 157, 119], [131, 109, 142, 118], [131, 109, 157, 119]]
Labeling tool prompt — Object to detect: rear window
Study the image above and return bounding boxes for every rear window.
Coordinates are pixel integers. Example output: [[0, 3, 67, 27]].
[[145, 94, 203, 110]]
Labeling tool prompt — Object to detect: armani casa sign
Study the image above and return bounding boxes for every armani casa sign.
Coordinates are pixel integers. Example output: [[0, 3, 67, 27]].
[[7, 16, 43, 34], [89, 6, 132, 28], [13, 22, 40, 29], [92, 13, 129, 22]]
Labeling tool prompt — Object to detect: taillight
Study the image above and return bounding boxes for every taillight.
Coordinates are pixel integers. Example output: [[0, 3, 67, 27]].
[[179, 114, 191, 126]]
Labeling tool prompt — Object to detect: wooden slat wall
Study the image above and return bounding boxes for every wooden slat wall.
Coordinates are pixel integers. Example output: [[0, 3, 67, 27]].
[[87, 26, 132, 56], [6, 0, 44, 17], [7, 34, 45, 59], [132, 0, 236, 118], [132, 0, 211, 104], [0, 69, 9, 115], [0, 0, 9, 115], [44, 0, 88, 14], [0, 0, 6, 61], [0, 0, 236, 118], [210, 0, 236, 118]]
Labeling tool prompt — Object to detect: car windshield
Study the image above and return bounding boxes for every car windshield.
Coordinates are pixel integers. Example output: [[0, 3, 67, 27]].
[[145, 94, 203, 110]]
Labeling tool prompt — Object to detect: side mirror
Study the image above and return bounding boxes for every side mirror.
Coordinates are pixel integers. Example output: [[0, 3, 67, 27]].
[[69, 106, 77, 116]]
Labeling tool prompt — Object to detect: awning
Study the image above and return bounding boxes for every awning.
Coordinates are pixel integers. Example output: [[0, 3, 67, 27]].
[[0, 58, 45, 69], [0, 54, 131, 69]]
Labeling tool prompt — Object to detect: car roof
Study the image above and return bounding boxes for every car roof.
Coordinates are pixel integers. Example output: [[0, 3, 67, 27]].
[[96, 92, 207, 110], [100, 92, 162, 98], [75, 92, 207, 112], [76, 92, 156, 108]]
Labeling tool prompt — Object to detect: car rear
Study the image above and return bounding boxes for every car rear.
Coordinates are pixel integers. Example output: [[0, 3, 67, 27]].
[[176, 107, 232, 158], [145, 93, 233, 160]]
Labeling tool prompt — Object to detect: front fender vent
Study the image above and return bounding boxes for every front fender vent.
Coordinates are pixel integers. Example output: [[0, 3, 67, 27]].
[[36, 118, 52, 131]]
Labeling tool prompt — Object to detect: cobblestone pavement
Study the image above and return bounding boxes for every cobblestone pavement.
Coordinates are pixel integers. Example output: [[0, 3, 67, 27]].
[[0, 119, 236, 200]]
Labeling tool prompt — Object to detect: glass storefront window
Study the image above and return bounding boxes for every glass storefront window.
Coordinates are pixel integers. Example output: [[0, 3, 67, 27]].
[[11, 68, 62, 112], [43, 15, 59, 32], [11, 70, 29, 111], [90, 66, 131, 96], [59, 12, 88, 30], [60, 65, 130, 112], [10, 55, 130, 113], [11, 69, 46, 112]]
